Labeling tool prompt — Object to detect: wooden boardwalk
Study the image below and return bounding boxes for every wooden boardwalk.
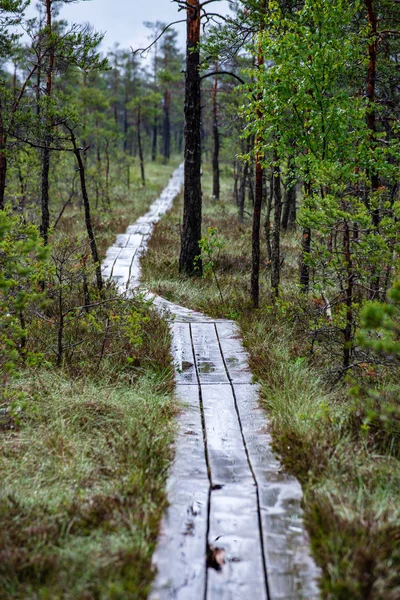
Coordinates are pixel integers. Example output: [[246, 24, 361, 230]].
[[103, 165, 320, 600]]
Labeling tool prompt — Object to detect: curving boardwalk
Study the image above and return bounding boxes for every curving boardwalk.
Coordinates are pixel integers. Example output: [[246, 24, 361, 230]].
[[103, 165, 320, 600]]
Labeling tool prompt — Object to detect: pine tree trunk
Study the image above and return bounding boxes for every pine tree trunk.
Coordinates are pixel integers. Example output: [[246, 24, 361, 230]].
[[70, 129, 103, 292], [288, 184, 297, 229], [41, 142, 51, 245], [281, 157, 296, 231], [0, 101, 7, 210], [271, 162, 282, 295], [300, 227, 311, 291], [365, 0, 380, 300], [250, 4, 266, 308], [40, 0, 54, 245], [212, 71, 220, 200], [179, 0, 202, 276], [152, 115, 158, 161], [251, 155, 263, 307], [137, 105, 145, 186], [264, 172, 273, 262], [163, 89, 171, 162]]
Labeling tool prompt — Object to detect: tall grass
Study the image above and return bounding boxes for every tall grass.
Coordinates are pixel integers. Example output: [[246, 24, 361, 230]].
[[140, 162, 400, 599], [0, 371, 176, 600]]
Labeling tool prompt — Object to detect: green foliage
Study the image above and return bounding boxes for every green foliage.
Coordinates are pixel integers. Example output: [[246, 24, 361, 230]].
[[359, 281, 400, 358], [0, 209, 50, 383], [351, 281, 400, 451], [194, 226, 225, 302]]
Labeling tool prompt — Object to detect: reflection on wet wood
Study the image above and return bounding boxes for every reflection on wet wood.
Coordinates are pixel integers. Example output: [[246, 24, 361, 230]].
[[149, 385, 208, 600], [103, 164, 321, 600]]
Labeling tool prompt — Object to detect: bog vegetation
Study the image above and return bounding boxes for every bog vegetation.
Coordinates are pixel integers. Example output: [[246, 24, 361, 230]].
[[1, 0, 400, 598]]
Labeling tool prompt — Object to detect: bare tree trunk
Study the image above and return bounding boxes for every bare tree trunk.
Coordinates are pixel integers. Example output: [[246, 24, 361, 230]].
[[0, 101, 7, 210], [288, 183, 297, 229], [40, 0, 54, 245], [364, 0, 381, 300], [238, 161, 248, 224], [251, 154, 263, 307], [212, 67, 220, 200], [163, 89, 171, 162], [69, 128, 103, 292], [300, 180, 312, 291], [281, 156, 296, 231], [250, 7, 266, 308], [343, 219, 353, 369], [137, 105, 146, 186], [300, 228, 311, 291], [271, 161, 282, 295], [152, 115, 158, 162], [179, 0, 202, 276], [264, 172, 273, 262]]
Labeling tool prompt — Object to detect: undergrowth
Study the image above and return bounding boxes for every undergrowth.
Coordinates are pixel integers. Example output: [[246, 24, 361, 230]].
[[0, 371, 176, 600], [141, 163, 400, 599], [1, 159, 180, 597]]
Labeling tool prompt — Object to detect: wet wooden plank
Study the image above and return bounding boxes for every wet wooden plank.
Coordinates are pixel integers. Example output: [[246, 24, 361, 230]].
[[114, 233, 131, 248], [191, 323, 229, 384], [200, 385, 267, 599], [149, 384, 209, 600], [110, 263, 130, 288], [126, 233, 144, 248], [170, 322, 197, 385], [207, 483, 268, 600], [115, 247, 136, 266], [215, 322, 253, 384], [233, 383, 321, 599]]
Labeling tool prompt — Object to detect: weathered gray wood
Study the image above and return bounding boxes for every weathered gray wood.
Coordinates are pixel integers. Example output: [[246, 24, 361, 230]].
[[191, 323, 229, 385], [233, 384, 321, 599], [149, 385, 209, 600], [215, 322, 253, 384], [170, 322, 197, 385], [200, 384, 267, 599], [103, 164, 321, 600]]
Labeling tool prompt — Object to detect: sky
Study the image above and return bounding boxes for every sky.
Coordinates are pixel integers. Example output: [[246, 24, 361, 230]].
[[24, 0, 233, 55]]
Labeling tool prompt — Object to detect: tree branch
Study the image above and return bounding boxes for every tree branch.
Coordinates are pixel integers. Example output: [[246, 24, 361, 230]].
[[200, 70, 245, 84], [132, 20, 186, 56]]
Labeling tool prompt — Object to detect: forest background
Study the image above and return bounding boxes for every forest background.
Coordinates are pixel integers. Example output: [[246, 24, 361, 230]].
[[0, 0, 399, 598]]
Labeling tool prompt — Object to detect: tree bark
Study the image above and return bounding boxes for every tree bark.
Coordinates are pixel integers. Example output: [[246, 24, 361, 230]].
[[250, 3, 266, 307], [137, 105, 145, 186], [40, 0, 54, 245], [264, 172, 273, 262], [271, 161, 282, 295], [163, 89, 171, 162], [212, 68, 220, 200], [281, 156, 296, 230], [70, 129, 103, 292], [364, 0, 380, 299], [179, 0, 202, 276], [152, 115, 158, 162], [251, 155, 263, 307], [300, 227, 311, 291], [0, 100, 7, 210], [343, 219, 353, 369]]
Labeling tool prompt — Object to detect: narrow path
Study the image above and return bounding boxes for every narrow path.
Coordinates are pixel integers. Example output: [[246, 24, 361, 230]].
[[103, 165, 320, 600]]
